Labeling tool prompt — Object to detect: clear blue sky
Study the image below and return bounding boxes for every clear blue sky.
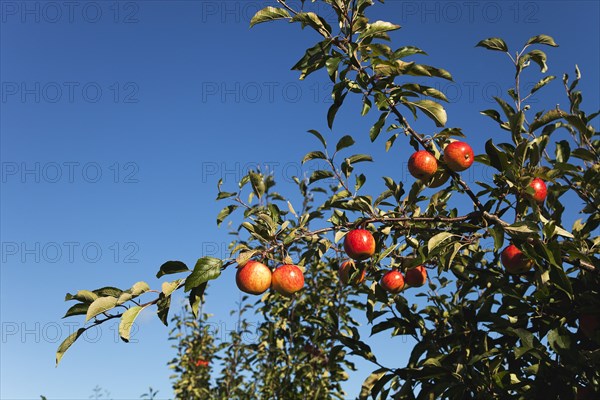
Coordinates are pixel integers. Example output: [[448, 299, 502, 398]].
[[1, 1, 598, 398]]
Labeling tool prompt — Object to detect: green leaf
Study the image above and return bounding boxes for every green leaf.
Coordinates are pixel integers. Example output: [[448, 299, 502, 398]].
[[216, 191, 236, 200], [292, 40, 332, 80], [189, 283, 207, 318], [407, 100, 447, 127], [480, 109, 503, 124], [302, 151, 327, 164], [427, 232, 456, 254], [394, 46, 427, 59], [489, 226, 505, 252], [494, 97, 516, 119], [66, 290, 98, 303], [119, 306, 145, 342], [526, 50, 549, 73], [290, 12, 331, 35], [249, 7, 290, 27], [526, 34, 558, 47], [327, 96, 346, 129], [307, 129, 327, 148], [309, 170, 334, 184], [156, 261, 189, 278], [156, 292, 171, 327], [116, 292, 133, 305], [56, 328, 85, 366], [476, 37, 508, 52], [555, 140, 570, 163], [161, 279, 182, 296], [348, 154, 373, 164], [336, 135, 355, 152], [485, 139, 508, 171], [548, 328, 571, 352], [85, 296, 118, 322], [549, 263, 573, 299], [217, 205, 237, 227], [62, 303, 90, 319], [361, 97, 371, 116], [529, 109, 563, 132], [370, 112, 388, 142], [504, 221, 539, 235], [184, 257, 222, 292], [358, 368, 388, 399], [359, 20, 401, 40], [93, 287, 123, 298], [130, 281, 150, 296], [530, 75, 555, 95], [249, 172, 265, 199]]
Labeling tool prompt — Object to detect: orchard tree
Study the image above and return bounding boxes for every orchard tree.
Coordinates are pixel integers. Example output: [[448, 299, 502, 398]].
[[57, 0, 599, 398]]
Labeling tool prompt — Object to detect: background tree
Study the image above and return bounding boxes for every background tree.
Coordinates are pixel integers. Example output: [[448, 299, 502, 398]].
[[56, 0, 599, 398]]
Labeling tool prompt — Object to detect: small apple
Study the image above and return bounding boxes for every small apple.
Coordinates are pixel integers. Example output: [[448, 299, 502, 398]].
[[579, 314, 599, 338], [235, 260, 272, 295], [408, 150, 438, 180], [443, 141, 474, 172], [195, 359, 209, 367], [338, 260, 366, 285], [529, 178, 547, 203], [272, 264, 305, 296], [379, 270, 405, 293], [500, 245, 533, 274], [426, 169, 450, 188], [344, 229, 376, 260], [405, 265, 427, 287]]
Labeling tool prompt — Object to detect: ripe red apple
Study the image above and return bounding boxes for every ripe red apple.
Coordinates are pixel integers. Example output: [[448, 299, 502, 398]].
[[443, 141, 474, 172], [579, 314, 599, 338], [529, 178, 547, 203], [408, 150, 438, 180], [271, 264, 305, 296], [344, 229, 376, 260], [195, 359, 209, 367], [235, 260, 272, 295], [379, 270, 405, 293], [338, 260, 366, 285], [405, 265, 427, 287], [500, 245, 533, 274]]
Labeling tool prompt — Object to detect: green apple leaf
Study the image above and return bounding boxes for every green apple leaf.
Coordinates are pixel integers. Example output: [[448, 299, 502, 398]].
[[156, 261, 189, 278], [250, 7, 290, 28], [184, 257, 222, 292]]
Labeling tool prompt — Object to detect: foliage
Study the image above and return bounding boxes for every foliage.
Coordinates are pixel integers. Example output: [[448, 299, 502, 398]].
[[57, 0, 599, 398]]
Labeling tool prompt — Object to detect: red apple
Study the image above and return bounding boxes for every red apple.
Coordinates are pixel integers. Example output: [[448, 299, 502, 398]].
[[405, 265, 427, 287], [380, 270, 405, 293], [529, 178, 547, 203], [235, 260, 272, 295], [271, 264, 305, 296], [408, 151, 438, 180], [195, 359, 209, 367], [344, 229, 376, 260], [338, 260, 366, 285], [500, 245, 533, 274], [443, 141, 474, 172], [579, 314, 599, 338]]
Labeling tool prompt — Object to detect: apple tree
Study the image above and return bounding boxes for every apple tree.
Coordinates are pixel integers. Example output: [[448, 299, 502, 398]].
[[57, 0, 599, 398]]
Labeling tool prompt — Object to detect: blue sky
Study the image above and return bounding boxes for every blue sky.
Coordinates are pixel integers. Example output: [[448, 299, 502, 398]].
[[1, 1, 598, 398]]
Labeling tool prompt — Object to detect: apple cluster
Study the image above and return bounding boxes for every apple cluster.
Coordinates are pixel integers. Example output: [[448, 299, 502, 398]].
[[236, 260, 304, 297], [235, 141, 551, 296], [341, 229, 427, 294], [408, 141, 548, 276]]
